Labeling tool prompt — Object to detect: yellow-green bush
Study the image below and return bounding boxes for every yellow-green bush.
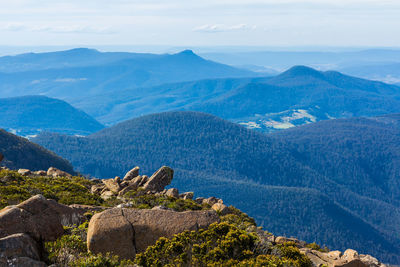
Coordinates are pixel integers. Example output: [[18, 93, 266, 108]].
[[135, 222, 258, 266], [0, 169, 103, 208], [123, 191, 209, 211], [305, 242, 329, 252], [276, 242, 313, 267]]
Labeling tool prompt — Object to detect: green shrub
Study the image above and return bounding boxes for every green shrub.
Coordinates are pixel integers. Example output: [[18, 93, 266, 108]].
[[122, 191, 207, 212], [135, 222, 258, 266], [0, 170, 103, 208], [70, 253, 135, 267], [45, 223, 88, 265], [276, 242, 313, 267], [306, 242, 329, 252], [45, 221, 134, 267], [220, 207, 257, 230]]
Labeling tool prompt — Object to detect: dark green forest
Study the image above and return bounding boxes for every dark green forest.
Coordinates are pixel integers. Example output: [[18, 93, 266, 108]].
[[0, 129, 74, 173], [33, 111, 400, 264]]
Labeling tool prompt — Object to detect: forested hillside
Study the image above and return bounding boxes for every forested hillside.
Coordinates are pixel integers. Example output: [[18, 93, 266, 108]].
[[0, 95, 104, 136], [0, 129, 74, 173], [34, 111, 400, 263], [73, 65, 400, 132]]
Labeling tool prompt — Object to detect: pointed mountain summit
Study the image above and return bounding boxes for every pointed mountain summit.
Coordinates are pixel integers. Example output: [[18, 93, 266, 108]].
[[274, 65, 326, 80]]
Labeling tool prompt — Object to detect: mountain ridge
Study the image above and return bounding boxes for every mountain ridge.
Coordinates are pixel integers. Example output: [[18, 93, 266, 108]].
[[0, 95, 104, 136], [0, 128, 75, 173]]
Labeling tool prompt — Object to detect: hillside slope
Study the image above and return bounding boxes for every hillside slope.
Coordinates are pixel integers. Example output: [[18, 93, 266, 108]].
[[188, 66, 400, 131], [0, 95, 104, 136], [78, 66, 400, 131], [0, 49, 256, 104], [0, 129, 74, 173], [33, 111, 400, 263]]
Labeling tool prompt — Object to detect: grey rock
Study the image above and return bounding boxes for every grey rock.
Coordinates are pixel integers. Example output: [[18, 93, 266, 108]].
[[180, 192, 194, 200], [202, 197, 219, 206], [91, 184, 105, 194], [100, 191, 114, 200], [195, 197, 205, 204], [17, 169, 31, 176], [102, 179, 121, 193], [87, 208, 136, 260], [139, 175, 149, 186], [142, 166, 174, 192], [211, 203, 230, 215], [165, 188, 179, 198], [87, 208, 219, 259], [47, 167, 72, 178], [0, 233, 40, 261], [0, 194, 83, 241], [123, 167, 140, 181]]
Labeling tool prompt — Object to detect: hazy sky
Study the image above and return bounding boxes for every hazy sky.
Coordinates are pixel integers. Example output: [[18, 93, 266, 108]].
[[1, 0, 399, 47]]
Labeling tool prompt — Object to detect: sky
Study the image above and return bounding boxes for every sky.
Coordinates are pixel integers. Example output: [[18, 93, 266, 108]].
[[0, 0, 400, 49]]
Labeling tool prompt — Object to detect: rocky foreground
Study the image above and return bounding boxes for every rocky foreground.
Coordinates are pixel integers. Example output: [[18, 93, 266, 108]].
[[0, 163, 390, 267]]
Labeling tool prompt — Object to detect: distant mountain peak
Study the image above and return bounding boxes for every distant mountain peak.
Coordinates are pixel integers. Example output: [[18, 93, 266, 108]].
[[177, 49, 196, 55], [278, 65, 325, 79], [173, 49, 203, 60], [62, 47, 100, 55]]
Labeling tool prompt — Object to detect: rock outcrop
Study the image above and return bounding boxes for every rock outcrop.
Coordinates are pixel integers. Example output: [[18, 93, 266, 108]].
[[0, 194, 83, 241], [0, 233, 41, 261], [87, 208, 219, 259], [87, 208, 136, 260], [0, 153, 3, 163], [165, 188, 179, 198], [142, 166, 174, 192], [47, 167, 72, 178], [123, 166, 140, 181], [17, 169, 31, 176], [94, 166, 174, 198], [102, 178, 122, 193], [211, 203, 230, 215], [299, 247, 387, 267]]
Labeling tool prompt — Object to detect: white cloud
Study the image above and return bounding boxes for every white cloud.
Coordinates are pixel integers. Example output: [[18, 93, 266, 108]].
[[0, 0, 399, 46], [0, 23, 116, 34], [193, 24, 256, 33]]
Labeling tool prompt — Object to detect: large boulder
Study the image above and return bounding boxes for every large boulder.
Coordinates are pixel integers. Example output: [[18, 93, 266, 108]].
[[211, 203, 230, 215], [87, 208, 136, 260], [87, 208, 219, 259], [118, 176, 147, 196], [180, 192, 194, 200], [17, 169, 31, 176], [143, 166, 173, 192], [0, 233, 41, 261], [102, 178, 121, 193], [123, 167, 140, 181], [47, 167, 72, 178], [0, 195, 83, 241], [91, 184, 105, 194], [165, 188, 179, 198]]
